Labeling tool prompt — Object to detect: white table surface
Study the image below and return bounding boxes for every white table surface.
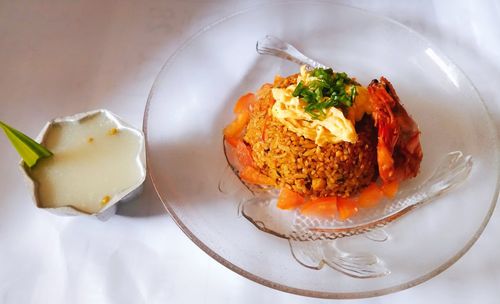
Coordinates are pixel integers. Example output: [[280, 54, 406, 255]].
[[1, 1, 499, 303]]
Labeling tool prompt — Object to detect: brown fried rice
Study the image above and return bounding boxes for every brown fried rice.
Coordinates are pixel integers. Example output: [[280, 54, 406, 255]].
[[242, 75, 378, 198]]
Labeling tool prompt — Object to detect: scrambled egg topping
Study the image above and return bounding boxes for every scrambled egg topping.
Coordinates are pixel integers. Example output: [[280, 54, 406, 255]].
[[271, 66, 372, 146], [347, 86, 371, 122]]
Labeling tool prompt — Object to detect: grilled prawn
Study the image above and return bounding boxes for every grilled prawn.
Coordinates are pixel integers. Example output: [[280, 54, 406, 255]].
[[368, 77, 423, 183]]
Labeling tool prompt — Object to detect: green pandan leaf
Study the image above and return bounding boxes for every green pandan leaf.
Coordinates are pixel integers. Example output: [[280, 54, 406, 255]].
[[0, 120, 53, 168]]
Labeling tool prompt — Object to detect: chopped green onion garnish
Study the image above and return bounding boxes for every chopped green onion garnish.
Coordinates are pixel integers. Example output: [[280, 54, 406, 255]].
[[292, 67, 357, 120], [0, 121, 53, 168], [292, 81, 304, 97]]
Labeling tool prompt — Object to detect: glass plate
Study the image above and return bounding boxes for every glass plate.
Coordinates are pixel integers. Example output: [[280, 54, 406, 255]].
[[144, 2, 499, 298]]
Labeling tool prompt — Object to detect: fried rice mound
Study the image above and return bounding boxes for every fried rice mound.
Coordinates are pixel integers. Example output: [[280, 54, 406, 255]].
[[242, 75, 378, 198]]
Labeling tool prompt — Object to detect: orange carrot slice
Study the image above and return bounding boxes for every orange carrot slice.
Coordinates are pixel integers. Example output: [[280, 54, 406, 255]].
[[358, 183, 384, 208], [225, 136, 240, 147], [223, 111, 250, 146], [235, 140, 254, 167], [381, 180, 399, 198], [337, 197, 359, 220], [277, 188, 305, 210], [233, 93, 256, 114], [239, 166, 274, 186], [300, 197, 337, 219]]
